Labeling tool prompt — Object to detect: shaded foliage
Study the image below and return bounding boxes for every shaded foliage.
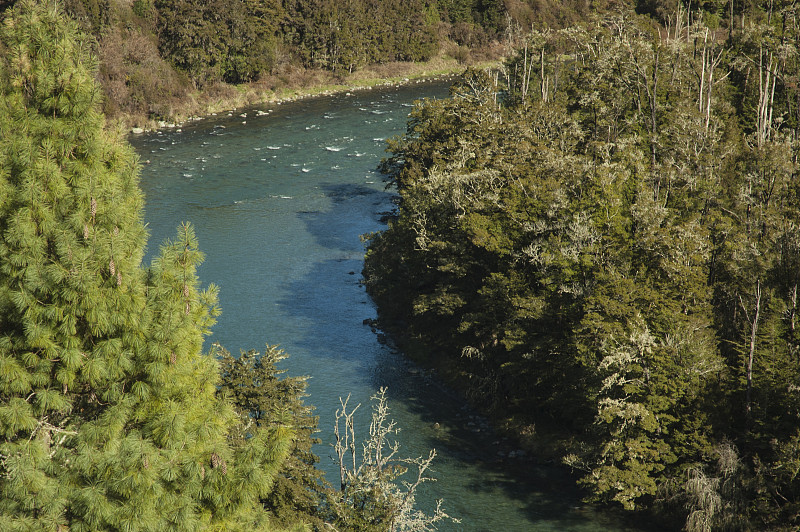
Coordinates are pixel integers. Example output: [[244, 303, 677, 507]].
[[154, 0, 284, 84], [218, 345, 330, 529], [366, 5, 800, 528]]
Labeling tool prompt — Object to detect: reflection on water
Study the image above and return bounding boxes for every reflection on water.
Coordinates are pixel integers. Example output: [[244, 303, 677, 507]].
[[132, 81, 645, 531]]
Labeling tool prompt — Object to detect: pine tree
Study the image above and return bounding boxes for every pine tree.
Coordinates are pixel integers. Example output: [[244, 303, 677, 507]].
[[218, 345, 329, 529], [0, 2, 294, 529]]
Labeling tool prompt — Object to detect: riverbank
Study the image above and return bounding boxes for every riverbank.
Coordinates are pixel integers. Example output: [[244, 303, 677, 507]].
[[125, 49, 503, 134]]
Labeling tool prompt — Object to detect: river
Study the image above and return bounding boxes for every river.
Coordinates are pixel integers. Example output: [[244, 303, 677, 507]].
[[131, 80, 643, 531]]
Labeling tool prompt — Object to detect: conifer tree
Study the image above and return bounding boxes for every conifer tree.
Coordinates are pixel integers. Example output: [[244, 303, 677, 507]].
[[218, 345, 329, 529], [0, 2, 295, 529]]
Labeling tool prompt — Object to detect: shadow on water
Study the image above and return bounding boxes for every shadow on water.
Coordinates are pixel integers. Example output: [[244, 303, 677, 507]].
[[131, 76, 662, 530], [298, 183, 387, 252], [278, 182, 650, 531]]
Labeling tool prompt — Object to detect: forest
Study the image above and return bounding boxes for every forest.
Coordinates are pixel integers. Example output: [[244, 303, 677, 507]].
[[4, 0, 800, 530], [364, 1, 800, 530], [0, 0, 618, 124]]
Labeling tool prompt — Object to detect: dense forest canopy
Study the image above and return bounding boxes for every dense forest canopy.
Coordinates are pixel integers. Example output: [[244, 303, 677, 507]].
[[364, 2, 800, 530]]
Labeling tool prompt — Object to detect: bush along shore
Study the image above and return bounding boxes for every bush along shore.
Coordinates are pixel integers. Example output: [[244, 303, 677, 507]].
[[125, 61, 479, 134], [32, 0, 540, 131]]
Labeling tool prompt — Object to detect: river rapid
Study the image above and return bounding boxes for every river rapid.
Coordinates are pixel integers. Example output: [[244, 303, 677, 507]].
[[131, 80, 644, 531]]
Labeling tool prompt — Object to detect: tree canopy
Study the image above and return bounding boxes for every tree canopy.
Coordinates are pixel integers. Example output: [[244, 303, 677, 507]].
[[0, 4, 460, 530], [0, 2, 299, 529], [365, 6, 800, 529]]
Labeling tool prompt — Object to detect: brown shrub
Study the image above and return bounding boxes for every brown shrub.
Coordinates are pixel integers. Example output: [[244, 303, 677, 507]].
[[449, 44, 471, 65], [450, 21, 487, 48], [365, 61, 416, 80], [98, 26, 189, 123], [201, 81, 239, 102], [266, 64, 333, 90]]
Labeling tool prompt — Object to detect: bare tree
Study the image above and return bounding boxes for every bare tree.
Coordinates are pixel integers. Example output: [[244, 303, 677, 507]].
[[330, 388, 457, 531], [739, 280, 761, 418]]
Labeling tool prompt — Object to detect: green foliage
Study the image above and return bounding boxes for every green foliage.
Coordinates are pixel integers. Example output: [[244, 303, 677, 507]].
[[62, 0, 111, 34], [283, 0, 439, 72], [0, 2, 297, 529], [365, 5, 800, 528], [579, 317, 678, 510], [132, 0, 154, 19], [218, 345, 329, 529], [154, 0, 284, 84]]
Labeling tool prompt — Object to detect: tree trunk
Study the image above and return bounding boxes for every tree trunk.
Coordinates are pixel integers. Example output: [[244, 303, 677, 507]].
[[745, 280, 761, 418]]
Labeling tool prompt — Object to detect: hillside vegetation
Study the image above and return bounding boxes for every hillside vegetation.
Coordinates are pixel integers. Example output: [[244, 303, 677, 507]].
[[3, 0, 632, 126], [6, 0, 798, 529], [365, 2, 800, 529]]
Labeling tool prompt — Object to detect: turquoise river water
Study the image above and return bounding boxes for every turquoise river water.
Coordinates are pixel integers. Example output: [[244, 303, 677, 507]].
[[131, 80, 649, 531]]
